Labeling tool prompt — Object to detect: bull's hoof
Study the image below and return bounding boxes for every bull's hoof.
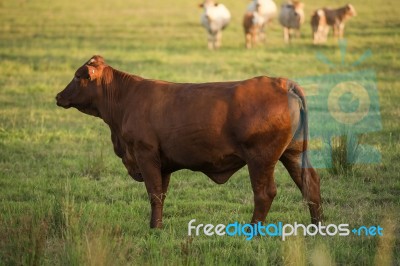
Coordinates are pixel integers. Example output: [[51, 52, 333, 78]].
[[150, 221, 163, 229]]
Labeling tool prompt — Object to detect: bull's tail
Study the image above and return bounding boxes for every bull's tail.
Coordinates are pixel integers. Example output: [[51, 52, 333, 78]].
[[287, 81, 312, 194], [287, 80, 322, 224], [284, 81, 322, 224]]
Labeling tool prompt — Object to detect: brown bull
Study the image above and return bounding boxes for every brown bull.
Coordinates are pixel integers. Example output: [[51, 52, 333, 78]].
[[56, 55, 322, 228]]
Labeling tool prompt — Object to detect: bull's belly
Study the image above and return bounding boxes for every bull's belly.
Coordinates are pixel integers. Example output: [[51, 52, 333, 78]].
[[162, 151, 246, 184], [200, 156, 246, 184]]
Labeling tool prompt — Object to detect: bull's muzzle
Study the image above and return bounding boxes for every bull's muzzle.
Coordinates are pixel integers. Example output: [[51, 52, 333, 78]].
[[55, 93, 70, 108]]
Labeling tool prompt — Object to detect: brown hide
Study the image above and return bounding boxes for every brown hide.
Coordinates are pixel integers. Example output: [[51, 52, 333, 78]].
[[56, 55, 322, 228]]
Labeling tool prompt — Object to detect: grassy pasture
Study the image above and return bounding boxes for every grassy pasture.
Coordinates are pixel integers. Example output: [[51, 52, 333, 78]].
[[0, 0, 399, 265]]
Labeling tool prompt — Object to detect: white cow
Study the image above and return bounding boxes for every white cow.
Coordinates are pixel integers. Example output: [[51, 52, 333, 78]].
[[246, 0, 277, 41], [200, 0, 231, 50]]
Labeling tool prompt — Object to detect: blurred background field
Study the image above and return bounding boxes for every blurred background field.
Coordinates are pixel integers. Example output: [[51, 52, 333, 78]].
[[0, 0, 399, 265]]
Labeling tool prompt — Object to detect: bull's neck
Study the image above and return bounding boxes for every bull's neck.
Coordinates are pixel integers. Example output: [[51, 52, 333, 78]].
[[96, 67, 142, 130]]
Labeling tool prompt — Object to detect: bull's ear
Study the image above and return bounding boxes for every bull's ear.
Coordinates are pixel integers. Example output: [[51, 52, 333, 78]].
[[85, 55, 106, 81], [86, 66, 99, 81]]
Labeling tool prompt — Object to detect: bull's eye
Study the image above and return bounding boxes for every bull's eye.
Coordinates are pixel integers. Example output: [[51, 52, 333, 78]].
[[88, 76, 91, 81]]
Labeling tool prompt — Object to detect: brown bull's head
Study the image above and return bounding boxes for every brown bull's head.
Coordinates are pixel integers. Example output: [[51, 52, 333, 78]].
[[56, 55, 106, 117]]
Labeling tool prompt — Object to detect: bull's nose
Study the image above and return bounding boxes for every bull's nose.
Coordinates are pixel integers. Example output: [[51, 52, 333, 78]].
[[55, 94, 70, 108], [55, 93, 66, 107], [56, 93, 62, 103]]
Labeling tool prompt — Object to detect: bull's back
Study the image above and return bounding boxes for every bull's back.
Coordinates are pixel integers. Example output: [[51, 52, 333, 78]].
[[155, 76, 291, 135], [147, 76, 295, 169]]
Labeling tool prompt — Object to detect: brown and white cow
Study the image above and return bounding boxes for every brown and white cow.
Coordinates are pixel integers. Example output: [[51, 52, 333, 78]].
[[246, 0, 278, 42], [56, 55, 322, 228], [311, 4, 357, 44], [243, 5, 266, 48]]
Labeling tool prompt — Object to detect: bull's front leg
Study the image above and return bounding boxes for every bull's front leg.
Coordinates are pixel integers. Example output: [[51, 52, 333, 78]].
[[333, 24, 340, 39], [338, 22, 345, 39], [245, 32, 252, 49], [135, 150, 169, 228], [207, 32, 216, 50]]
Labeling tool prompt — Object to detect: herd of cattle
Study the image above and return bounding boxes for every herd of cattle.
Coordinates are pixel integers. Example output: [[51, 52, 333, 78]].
[[200, 0, 357, 49]]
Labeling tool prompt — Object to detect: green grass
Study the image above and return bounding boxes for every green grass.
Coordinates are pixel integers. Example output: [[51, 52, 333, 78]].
[[0, 0, 399, 265]]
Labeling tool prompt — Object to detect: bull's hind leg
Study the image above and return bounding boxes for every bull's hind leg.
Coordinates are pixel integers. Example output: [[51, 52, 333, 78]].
[[280, 143, 322, 224], [207, 32, 215, 50], [247, 159, 278, 224], [283, 27, 290, 43], [215, 31, 222, 49]]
